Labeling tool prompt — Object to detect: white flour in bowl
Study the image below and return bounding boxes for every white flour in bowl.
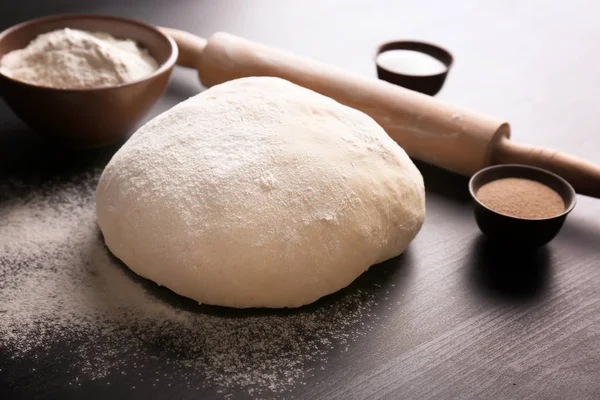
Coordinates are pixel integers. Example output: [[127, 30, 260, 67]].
[[0, 170, 397, 396], [0, 28, 159, 89]]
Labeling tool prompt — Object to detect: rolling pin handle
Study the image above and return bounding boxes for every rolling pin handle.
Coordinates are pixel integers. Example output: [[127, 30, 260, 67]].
[[492, 137, 600, 198], [158, 27, 207, 69]]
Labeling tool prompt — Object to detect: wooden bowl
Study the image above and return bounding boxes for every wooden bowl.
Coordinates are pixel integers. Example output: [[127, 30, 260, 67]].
[[469, 164, 577, 247], [0, 14, 178, 147]]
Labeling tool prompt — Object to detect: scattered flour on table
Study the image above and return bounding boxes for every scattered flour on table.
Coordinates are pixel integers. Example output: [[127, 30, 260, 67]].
[[0, 28, 158, 89], [0, 171, 394, 396]]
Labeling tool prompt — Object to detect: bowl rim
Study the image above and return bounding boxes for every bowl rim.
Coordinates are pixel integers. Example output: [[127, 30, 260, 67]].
[[468, 163, 578, 221], [0, 13, 178, 92]]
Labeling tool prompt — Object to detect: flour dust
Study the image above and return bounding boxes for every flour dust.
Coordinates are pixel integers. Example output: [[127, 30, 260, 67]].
[[0, 169, 399, 396]]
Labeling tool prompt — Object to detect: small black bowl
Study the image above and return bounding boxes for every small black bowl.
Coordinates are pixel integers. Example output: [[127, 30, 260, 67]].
[[468, 164, 577, 247], [375, 40, 453, 96]]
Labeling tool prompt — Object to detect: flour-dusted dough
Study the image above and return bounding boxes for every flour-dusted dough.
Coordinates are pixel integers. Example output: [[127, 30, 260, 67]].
[[96, 77, 425, 308]]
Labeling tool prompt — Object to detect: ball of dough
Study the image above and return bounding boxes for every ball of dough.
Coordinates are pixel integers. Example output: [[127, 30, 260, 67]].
[[96, 77, 425, 308]]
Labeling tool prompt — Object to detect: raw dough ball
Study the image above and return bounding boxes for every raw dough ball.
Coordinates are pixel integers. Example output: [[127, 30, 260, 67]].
[[96, 77, 425, 308]]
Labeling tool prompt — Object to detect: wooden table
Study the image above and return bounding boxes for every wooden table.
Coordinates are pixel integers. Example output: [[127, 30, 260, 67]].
[[1, 1, 599, 399]]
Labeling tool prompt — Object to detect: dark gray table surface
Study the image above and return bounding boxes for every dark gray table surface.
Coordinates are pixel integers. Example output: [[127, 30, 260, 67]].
[[1, 1, 599, 399]]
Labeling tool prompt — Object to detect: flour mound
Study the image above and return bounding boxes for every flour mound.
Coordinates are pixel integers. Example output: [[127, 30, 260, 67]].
[[0, 28, 158, 89], [96, 77, 425, 308]]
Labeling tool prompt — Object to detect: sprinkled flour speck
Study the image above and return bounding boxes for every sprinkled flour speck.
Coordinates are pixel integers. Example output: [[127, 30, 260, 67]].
[[0, 168, 396, 396]]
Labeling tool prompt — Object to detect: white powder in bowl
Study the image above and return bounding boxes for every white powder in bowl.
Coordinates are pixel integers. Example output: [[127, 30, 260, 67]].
[[0, 28, 159, 89], [376, 49, 447, 76], [0, 169, 397, 396]]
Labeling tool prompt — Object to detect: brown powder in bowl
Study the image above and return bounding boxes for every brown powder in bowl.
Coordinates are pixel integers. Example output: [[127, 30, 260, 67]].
[[475, 177, 565, 219]]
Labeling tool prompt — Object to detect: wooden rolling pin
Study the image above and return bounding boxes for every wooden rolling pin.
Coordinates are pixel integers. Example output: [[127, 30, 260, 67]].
[[159, 27, 600, 198]]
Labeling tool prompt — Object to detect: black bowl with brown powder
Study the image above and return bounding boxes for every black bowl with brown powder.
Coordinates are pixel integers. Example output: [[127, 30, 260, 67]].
[[469, 164, 577, 247]]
